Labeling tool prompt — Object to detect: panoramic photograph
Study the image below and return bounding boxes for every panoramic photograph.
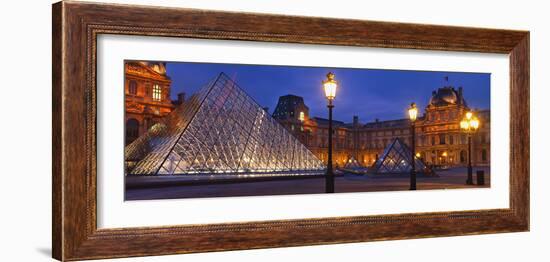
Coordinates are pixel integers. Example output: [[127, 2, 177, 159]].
[[123, 61, 491, 200]]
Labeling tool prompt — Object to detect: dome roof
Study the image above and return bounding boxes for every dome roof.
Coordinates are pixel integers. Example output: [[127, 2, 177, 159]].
[[429, 87, 465, 107]]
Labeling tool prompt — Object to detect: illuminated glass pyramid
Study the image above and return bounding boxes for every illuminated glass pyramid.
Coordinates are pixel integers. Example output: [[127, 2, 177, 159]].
[[125, 73, 325, 175], [343, 156, 362, 169], [370, 138, 430, 174]]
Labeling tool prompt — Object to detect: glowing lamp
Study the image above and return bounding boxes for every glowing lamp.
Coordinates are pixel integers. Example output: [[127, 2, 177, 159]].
[[470, 117, 480, 130], [460, 120, 469, 130], [408, 102, 418, 122], [466, 111, 473, 120], [323, 72, 337, 101]]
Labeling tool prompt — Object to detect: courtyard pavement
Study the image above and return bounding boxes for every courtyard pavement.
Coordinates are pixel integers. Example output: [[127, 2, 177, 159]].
[[125, 166, 490, 201]]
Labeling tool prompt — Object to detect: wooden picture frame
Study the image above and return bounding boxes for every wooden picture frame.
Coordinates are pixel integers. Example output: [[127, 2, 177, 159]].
[[52, 1, 529, 261]]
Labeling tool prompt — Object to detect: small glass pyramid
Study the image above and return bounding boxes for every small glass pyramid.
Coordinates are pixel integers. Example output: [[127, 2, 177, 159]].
[[370, 138, 430, 174]]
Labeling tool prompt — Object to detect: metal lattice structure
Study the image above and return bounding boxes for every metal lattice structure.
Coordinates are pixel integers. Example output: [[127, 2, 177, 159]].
[[370, 138, 429, 174], [125, 73, 325, 175]]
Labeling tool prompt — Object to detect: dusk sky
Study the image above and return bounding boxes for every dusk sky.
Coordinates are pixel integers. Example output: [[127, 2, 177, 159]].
[[165, 62, 490, 123]]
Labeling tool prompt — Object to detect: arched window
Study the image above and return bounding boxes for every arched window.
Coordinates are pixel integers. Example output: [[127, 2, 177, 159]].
[[126, 118, 140, 144], [460, 150, 467, 163], [128, 80, 137, 95]]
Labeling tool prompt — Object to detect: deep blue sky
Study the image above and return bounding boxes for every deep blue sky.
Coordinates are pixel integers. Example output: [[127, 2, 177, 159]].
[[165, 62, 490, 123]]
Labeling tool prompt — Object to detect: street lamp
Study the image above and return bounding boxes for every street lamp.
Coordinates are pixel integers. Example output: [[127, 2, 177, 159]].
[[460, 111, 480, 185], [323, 72, 337, 193], [408, 102, 418, 190]]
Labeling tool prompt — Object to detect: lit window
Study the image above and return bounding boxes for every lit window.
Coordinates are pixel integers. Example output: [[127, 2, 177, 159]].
[[299, 111, 305, 122], [152, 84, 162, 101]]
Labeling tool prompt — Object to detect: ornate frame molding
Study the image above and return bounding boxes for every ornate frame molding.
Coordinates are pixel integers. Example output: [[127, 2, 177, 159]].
[[53, 1, 529, 261]]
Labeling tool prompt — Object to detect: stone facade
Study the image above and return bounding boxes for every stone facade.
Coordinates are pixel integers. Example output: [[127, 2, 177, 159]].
[[273, 86, 490, 168], [124, 61, 175, 145]]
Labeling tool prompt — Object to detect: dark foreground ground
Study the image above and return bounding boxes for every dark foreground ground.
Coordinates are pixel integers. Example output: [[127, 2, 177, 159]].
[[125, 167, 490, 200]]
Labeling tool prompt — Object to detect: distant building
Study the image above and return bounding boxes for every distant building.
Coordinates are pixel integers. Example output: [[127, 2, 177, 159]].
[[124, 61, 175, 145], [272, 94, 311, 143], [273, 85, 490, 168], [273, 94, 310, 121]]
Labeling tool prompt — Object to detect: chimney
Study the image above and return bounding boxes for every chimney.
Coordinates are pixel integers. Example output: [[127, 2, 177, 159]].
[[177, 92, 185, 104], [263, 107, 269, 113], [353, 116, 359, 126], [458, 86, 463, 104], [375, 118, 379, 123]]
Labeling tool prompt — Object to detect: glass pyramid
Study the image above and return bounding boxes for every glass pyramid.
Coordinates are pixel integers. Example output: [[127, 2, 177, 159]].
[[369, 138, 429, 174], [125, 73, 325, 176], [343, 156, 362, 169]]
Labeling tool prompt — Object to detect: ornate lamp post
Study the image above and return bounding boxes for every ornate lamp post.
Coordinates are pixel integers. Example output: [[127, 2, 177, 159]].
[[460, 111, 480, 185], [323, 72, 337, 193], [408, 102, 418, 190]]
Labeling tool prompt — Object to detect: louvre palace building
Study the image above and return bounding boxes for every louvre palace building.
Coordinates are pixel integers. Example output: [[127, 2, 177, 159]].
[[273, 86, 490, 169], [124, 61, 186, 145], [124, 68, 490, 174]]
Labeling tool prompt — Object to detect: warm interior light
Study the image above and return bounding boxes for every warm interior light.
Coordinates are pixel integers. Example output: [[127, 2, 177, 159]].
[[408, 102, 418, 122], [323, 72, 337, 100], [299, 111, 305, 122], [152, 84, 162, 101], [415, 152, 421, 158], [442, 151, 448, 157], [466, 111, 473, 120]]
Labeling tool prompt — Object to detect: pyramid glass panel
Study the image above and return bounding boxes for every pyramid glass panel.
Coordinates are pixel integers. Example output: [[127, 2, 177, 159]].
[[125, 73, 325, 176]]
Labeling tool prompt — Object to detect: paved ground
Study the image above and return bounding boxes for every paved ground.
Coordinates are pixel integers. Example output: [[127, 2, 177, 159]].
[[125, 167, 490, 201]]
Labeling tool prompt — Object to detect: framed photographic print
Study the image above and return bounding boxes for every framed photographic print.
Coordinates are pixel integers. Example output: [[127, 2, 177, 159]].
[[52, 1, 529, 261]]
